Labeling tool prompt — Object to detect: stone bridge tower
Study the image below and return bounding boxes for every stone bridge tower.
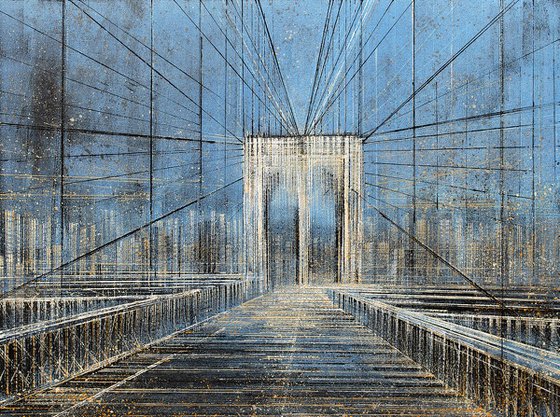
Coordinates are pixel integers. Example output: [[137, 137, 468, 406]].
[[244, 135, 363, 288]]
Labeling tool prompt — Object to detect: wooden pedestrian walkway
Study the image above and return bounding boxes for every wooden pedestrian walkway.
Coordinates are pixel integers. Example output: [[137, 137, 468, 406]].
[[0, 288, 487, 416]]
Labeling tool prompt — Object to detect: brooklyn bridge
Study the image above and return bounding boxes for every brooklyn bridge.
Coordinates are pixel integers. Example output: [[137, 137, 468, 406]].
[[0, 0, 559, 415]]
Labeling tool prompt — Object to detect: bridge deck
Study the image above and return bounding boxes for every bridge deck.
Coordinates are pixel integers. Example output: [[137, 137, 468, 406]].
[[1, 288, 487, 416]]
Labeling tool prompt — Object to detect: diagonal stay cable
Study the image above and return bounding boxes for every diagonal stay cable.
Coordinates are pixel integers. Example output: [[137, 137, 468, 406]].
[[202, 0, 296, 136], [357, 191, 555, 345], [66, 0, 243, 143], [308, 0, 406, 133], [222, 0, 293, 131], [365, 99, 560, 140], [0, 14, 204, 125], [0, 121, 241, 146], [221, 0, 298, 135], [354, 189, 510, 311], [305, 0, 366, 134], [71, 0, 243, 135], [255, 0, 300, 134], [172, 0, 295, 136], [154, 0, 285, 135], [362, 0, 520, 142], [0, 58, 200, 126], [73, 0, 232, 106], [304, 0, 346, 133], [304, 0, 334, 134], [364, 37, 560, 136]]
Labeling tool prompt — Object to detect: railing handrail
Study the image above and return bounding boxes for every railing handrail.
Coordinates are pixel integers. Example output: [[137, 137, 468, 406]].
[[334, 290, 560, 383], [0, 295, 145, 302], [428, 311, 560, 323], [0, 286, 215, 343]]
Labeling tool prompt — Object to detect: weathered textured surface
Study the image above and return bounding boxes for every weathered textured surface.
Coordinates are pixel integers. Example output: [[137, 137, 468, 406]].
[[331, 289, 560, 416], [0, 288, 487, 416], [244, 136, 363, 287], [0, 277, 264, 402]]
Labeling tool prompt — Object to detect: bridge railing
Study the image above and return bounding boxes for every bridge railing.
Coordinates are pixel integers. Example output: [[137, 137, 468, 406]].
[[427, 312, 560, 353], [0, 274, 249, 331], [0, 296, 142, 331], [329, 289, 560, 417], [0, 276, 263, 402]]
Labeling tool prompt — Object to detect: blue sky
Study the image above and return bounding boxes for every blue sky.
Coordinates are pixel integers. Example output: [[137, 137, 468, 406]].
[[261, 0, 329, 129]]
